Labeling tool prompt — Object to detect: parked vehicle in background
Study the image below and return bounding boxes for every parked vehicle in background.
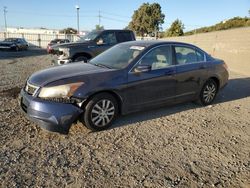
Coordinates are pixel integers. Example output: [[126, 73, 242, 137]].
[[20, 41, 228, 134], [0, 38, 29, 51], [47, 39, 70, 53], [53, 29, 136, 65]]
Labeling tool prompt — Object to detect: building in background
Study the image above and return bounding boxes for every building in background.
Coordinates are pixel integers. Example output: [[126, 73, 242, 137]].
[[6, 27, 60, 34], [0, 27, 89, 48]]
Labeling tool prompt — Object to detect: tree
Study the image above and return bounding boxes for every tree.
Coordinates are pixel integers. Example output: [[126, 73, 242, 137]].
[[128, 3, 165, 36], [165, 19, 184, 37], [59, 27, 77, 34], [95, 25, 104, 31]]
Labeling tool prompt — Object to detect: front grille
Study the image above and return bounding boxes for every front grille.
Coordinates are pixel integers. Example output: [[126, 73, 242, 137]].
[[25, 82, 39, 96], [55, 50, 63, 56], [21, 101, 27, 112]]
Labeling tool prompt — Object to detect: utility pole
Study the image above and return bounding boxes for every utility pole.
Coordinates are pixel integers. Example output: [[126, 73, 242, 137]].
[[3, 6, 7, 32], [75, 5, 80, 34], [98, 10, 101, 26]]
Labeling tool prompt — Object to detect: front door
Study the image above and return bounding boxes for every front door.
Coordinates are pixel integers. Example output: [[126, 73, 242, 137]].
[[125, 45, 176, 112], [93, 31, 117, 56]]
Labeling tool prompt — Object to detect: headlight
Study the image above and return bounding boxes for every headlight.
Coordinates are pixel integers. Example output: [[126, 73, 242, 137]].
[[11, 44, 16, 47], [59, 48, 70, 57], [38, 82, 84, 98]]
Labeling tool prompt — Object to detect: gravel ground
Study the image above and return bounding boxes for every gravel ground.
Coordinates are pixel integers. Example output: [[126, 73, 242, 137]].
[[0, 50, 249, 188]]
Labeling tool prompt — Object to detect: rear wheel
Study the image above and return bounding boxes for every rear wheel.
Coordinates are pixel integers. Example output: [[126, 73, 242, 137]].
[[81, 93, 118, 131], [198, 79, 218, 105]]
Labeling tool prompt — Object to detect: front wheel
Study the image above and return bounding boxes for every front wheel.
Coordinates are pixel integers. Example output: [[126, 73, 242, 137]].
[[74, 56, 88, 62], [81, 93, 118, 131], [15, 46, 20, 51], [198, 79, 218, 105]]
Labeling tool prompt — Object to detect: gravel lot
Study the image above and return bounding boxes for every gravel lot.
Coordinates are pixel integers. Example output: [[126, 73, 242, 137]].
[[0, 49, 249, 187]]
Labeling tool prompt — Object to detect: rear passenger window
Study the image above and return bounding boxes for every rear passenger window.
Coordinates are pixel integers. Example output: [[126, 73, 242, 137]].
[[175, 46, 205, 64], [196, 50, 205, 62], [117, 32, 132, 42]]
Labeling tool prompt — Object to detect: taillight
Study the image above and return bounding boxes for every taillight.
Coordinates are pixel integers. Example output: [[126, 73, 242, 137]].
[[223, 62, 228, 70]]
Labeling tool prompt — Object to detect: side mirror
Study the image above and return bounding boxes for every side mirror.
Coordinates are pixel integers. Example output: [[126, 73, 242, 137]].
[[134, 65, 151, 73], [97, 38, 104, 45]]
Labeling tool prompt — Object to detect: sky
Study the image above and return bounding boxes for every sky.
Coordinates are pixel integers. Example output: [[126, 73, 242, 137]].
[[0, 0, 249, 32]]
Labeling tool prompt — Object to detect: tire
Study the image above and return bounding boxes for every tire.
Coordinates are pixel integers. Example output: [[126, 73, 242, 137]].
[[197, 79, 218, 105], [74, 56, 88, 62], [15, 46, 20, 52], [81, 93, 118, 131]]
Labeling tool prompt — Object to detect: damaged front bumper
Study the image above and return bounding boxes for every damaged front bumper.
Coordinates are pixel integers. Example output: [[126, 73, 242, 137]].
[[19, 89, 83, 134]]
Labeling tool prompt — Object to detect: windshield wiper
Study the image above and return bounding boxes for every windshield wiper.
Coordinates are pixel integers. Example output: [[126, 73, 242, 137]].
[[93, 63, 112, 69]]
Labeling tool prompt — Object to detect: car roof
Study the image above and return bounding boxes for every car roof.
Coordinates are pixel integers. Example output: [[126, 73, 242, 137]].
[[120, 40, 205, 52], [52, 39, 68, 41], [6, 38, 21, 40], [96, 29, 133, 32], [122, 40, 197, 47]]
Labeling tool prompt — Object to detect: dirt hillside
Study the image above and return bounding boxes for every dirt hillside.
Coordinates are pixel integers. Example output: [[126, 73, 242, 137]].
[[164, 27, 250, 76]]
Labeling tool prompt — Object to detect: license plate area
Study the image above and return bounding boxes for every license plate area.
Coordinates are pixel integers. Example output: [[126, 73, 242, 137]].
[[20, 96, 29, 113]]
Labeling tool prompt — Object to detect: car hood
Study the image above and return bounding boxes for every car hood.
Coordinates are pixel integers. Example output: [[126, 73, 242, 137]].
[[51, 40, 93, 49], [28, 62, 110, 87], [0, 41, 15, 45]]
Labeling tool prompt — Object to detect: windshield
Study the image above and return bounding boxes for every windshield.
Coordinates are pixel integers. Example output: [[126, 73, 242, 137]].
[[89, 43, 145, 69], [77, 31, 100, 42]]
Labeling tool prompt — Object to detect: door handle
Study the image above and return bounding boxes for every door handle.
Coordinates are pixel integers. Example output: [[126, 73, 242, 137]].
[[199, 65, 206, 69], [165, 69, 175, 75]]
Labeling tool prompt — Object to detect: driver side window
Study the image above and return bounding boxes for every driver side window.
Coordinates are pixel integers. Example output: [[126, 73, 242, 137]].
[[139, 45, 172, 70], [97, 32, 117, 45]]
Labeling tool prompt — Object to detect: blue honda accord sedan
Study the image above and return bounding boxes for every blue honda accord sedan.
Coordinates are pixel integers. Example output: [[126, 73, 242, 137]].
[[20, 41, 229, 133]]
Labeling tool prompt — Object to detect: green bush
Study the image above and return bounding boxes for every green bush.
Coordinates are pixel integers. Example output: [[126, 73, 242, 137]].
[[185, 17, 250, 36]]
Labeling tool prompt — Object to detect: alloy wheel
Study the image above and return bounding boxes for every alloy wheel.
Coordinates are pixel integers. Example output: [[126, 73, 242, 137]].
[[203, 83, 217, 103], [91, 99, 115, 127]]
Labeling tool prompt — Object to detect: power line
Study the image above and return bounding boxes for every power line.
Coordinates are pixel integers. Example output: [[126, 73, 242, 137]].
[[9, 10, 97, 18], [4, 12, 206, 32], [97, 11, 130, 25], [101, 11, 131, 19], [9, 9, 131, 21], [5, 9, 131, 29], [11, 11, 74, 17], [2, 8, 206, 30], [102, 16, 128, 23]]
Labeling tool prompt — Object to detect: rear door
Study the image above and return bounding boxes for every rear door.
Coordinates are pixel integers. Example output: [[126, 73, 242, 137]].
[[125, 45, 176, 112], [116, 31, 135, 43], [173, 45, 208, 101]]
